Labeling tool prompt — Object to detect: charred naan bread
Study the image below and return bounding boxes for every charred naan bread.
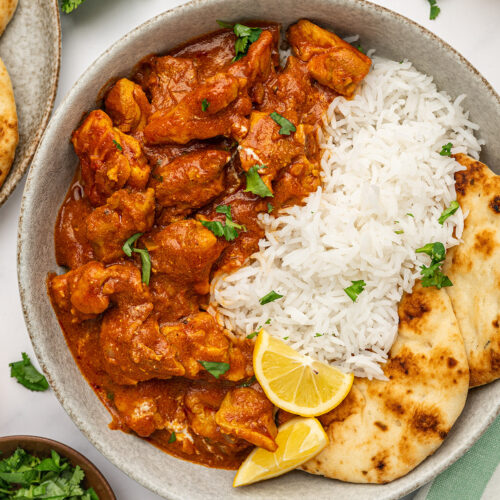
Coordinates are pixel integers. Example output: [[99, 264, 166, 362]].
[[0, 0, 17, 36], [442, 154, 500, 387], [0, 57, 17, 188], [301, 282, 469, 483]]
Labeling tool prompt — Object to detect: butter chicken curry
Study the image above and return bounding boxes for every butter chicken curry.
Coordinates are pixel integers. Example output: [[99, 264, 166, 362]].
[[48, 20, 370, 468]]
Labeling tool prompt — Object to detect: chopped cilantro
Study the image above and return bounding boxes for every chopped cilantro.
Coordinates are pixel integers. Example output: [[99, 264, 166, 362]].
[[217, 21, 262, 61], [406, 213, 414, 217], [122, 233, 151, 285], [201, 99, 209, 112], [246, 331, 259, 340], [267, 203, 274, 213], [112, 139, 123, 152], [344, 280, 366, 302], [9, 353, 49, 392], [427, 0, 441, 20], [244, 165, 273, 198], [201, 204, 246, 241], [438, 200, 460, 224], [198, 360, 230, 379], [416, 242, 452, 289], [168, 431, 176, 443], [283, 336, 289, 340], [265, 318, 271, 324], [0, 447, 98, 499], [270, 112, 296, 135], [394, 230, 404, 234], [259, 290, 283, 305], [314, 333, 324, 337], [106, 391, 114, 401], [440, 142, 453, 156], [60, 0, 86, 14], [357, 45, 365, 54]]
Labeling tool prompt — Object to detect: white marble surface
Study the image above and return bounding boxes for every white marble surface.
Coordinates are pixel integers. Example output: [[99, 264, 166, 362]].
[[1, 1, 499, 499]]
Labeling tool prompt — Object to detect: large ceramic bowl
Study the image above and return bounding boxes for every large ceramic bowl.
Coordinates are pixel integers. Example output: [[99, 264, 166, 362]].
[[0, 0, 60, 206], [18, 1, 500, 499]]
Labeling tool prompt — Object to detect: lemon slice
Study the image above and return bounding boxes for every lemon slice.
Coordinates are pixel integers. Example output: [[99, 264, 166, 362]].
[[233, 416, 327, 487], [253, 329, 353, 417]]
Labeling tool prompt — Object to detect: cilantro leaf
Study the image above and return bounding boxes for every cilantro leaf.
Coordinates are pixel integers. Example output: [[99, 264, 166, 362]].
[[198, 360, 230, 379], [416, 242, 445, 262], [270, 112, 296, 135], [246, 330, 259, 339], [133, 248, 151, 285], [357, 45, 365, 54], [112, 139, 123, 152], [202, 205, 246, 241], [201, 98, 209, 112], [344, 280, 366, 302], [427, 0, 441, 20], [259, 290, 283, 305], [217, 21, 263, 61], [9, 353, 49, 392], [122, 232, 143, 257], [267, 203, 273, 213], [415, 242, 452, 289], [438, 200, 460, 224], [244, 165, 273, 198], [60, 0, 86, 14], [168, 431, 176, 443], [122, 233, 151, 284], [440, 142, 453, 156]]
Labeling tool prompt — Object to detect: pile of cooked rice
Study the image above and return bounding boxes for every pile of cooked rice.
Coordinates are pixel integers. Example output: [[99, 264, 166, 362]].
[[210, 55, 483, 379]]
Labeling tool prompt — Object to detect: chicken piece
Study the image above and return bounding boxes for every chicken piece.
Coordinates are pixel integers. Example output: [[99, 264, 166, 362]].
[[144, 72, 251, 145], [272, 154, 321, 208], [238, 111, 304, 189], [151, 150, 230, 222], [49, 261, 113, 321], [55, 194, 95, 270], [86, 188, 155, 263], [145, 219, 224, 294], [160, 312, 230, 379], [141, 56, 199, 114], [113, 380, 188, 438], [105, 78, 151, 133], [288, 19, 371, 97], [143, 31, 275, 145], [215, 387, 278, 451], [148, 274, 199, 323], [184, 384, 227, 441], [72, 110, 150, 205]]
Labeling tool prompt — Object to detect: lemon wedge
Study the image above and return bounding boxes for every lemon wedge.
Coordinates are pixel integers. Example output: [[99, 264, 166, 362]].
[[233, 416, 327, 487], [253, 329, 354, 417]]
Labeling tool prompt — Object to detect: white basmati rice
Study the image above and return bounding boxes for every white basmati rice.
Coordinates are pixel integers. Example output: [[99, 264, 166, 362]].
[[209, 55, 483, 379]]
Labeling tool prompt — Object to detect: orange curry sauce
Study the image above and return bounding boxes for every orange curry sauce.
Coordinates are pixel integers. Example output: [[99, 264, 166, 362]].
[[48, 21, 370, 468]]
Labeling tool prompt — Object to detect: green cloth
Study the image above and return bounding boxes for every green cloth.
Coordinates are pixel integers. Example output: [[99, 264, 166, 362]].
[[425, 415, 500, 500]]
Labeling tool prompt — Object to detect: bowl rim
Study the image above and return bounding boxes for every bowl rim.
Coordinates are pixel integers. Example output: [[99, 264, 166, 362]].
[[17, 0, 500, 499], [0, 0, 61, 207], [0, 434, 116, 500]]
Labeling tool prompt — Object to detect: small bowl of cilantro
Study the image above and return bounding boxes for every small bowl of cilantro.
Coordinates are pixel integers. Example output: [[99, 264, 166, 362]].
[[0, 435, 115, 500]]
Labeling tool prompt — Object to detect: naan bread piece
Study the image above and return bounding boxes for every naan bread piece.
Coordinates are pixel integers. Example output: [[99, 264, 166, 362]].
[[0, 0, 18, 36], [0, 57, 18, 188], [301, 282, 469, 483], [443, 153, 500, 387]]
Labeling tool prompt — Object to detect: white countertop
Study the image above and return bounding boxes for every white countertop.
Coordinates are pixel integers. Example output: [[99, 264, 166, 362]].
[[1, 1, 499, 499]]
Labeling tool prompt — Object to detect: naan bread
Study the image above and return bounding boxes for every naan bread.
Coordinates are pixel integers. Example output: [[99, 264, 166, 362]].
[[301, 282, 469, 483], [0, 0, 17, 36], [0, 57, 18, 188], [443, 153, 500, 387]]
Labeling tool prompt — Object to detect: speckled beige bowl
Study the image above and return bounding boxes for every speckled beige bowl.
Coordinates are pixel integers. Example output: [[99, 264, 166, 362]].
[[0, 0, 60, 207], [18, 1, 500, 499]]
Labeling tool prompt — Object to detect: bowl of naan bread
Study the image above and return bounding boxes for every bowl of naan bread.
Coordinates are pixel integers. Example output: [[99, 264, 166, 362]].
[[17, 0, 500, 499], [0, 0, 60, 206]]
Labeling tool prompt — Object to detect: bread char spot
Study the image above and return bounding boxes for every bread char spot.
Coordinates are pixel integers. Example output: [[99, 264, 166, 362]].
[[474, 229, 495, 256]]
